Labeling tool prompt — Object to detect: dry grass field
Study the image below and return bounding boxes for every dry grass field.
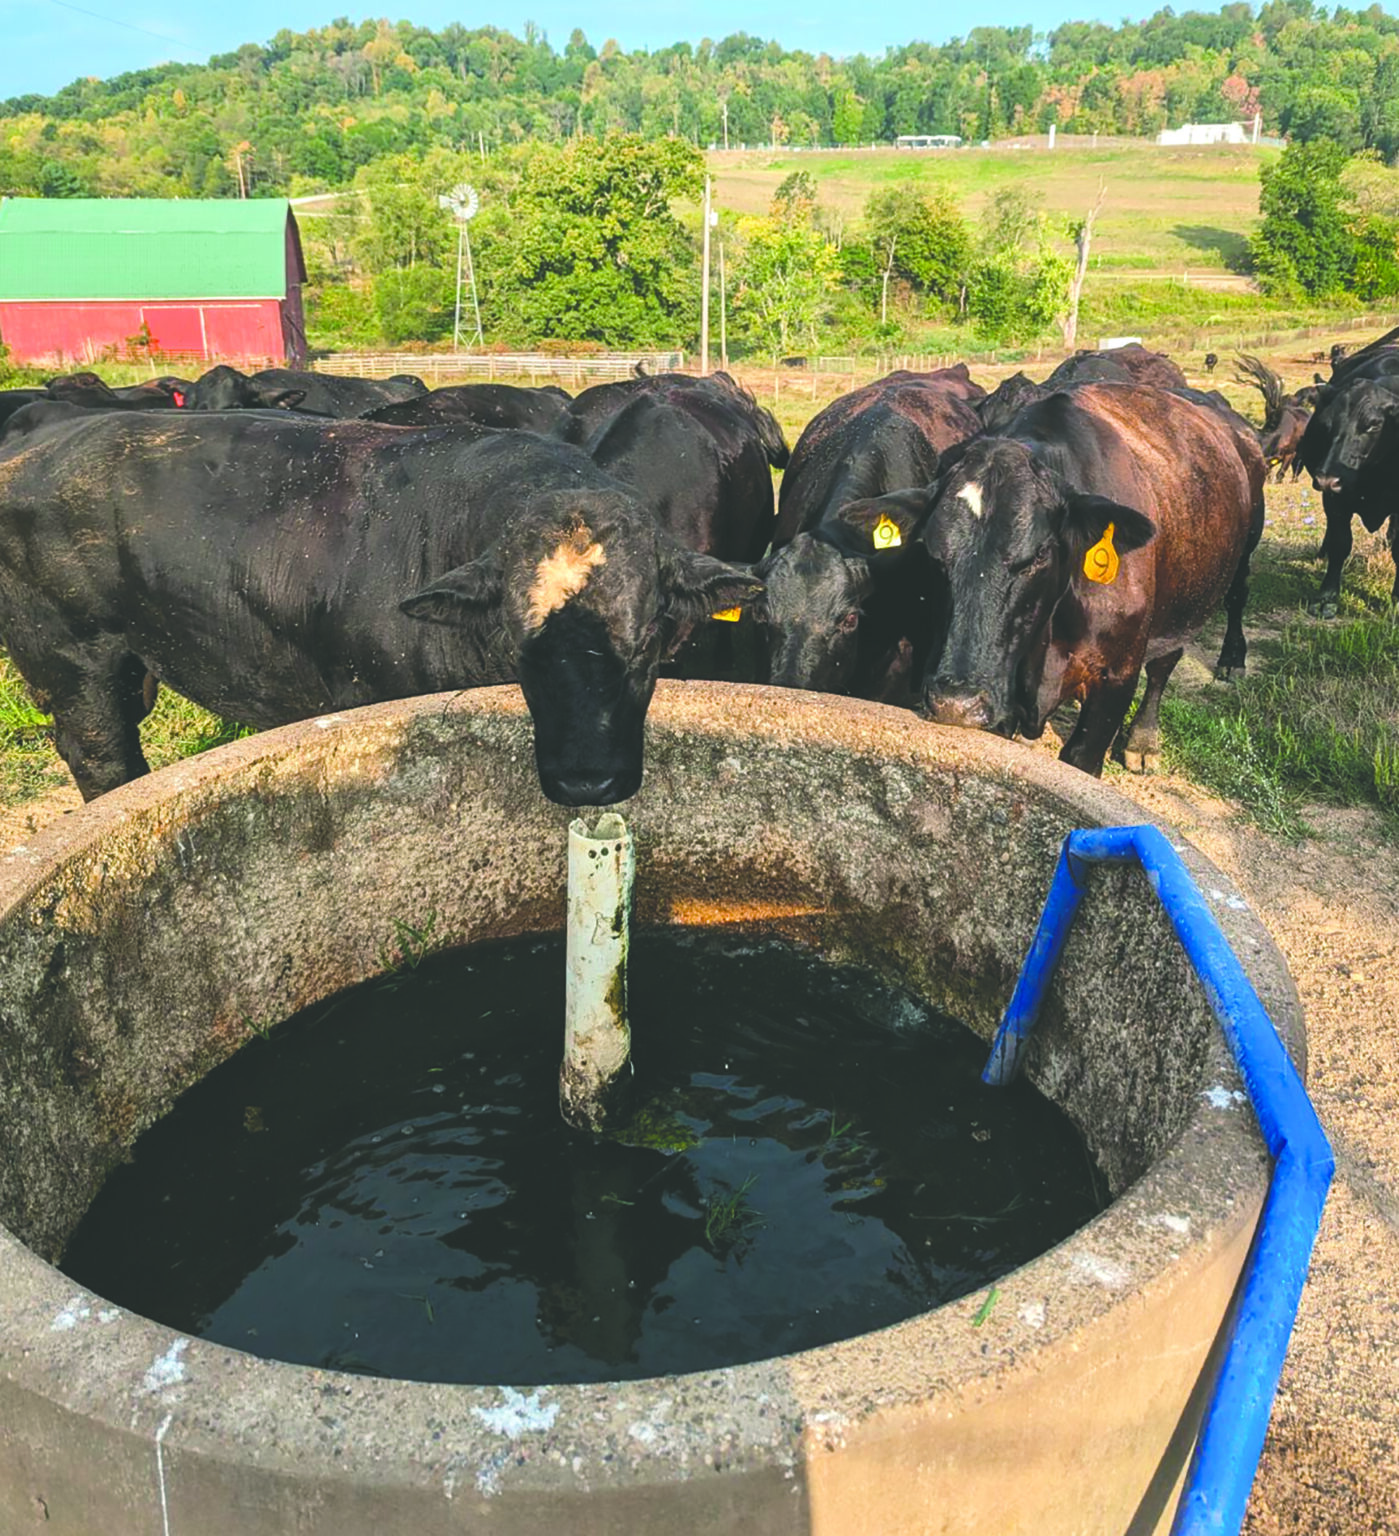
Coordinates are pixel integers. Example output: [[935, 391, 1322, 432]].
[[713, 139, 1270, 276]]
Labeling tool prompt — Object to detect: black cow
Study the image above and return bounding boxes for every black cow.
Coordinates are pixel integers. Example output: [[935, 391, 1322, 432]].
[[562, 371, 790, 469], [365, 383, 572, 433], [0, 389, 49, 433], [917, 383, 1264, 776], [755, 374, 984, 699], [977, 372, 1044, 434], [185, 365, 311, 412], [112, 375, 195, 408], [0, 414, 761, 805], [252, 368, 427, 417], [583, 391, 776, 562], [185, 366, 425, 416], [1044, 354, 1133, 387], [44, 372, 191, 410], [1297, 361, 1399, 615]]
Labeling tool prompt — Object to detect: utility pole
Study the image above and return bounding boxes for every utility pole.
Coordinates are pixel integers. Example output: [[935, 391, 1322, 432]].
[[718, 240, 728, 369], [700, 175, 712, 376]]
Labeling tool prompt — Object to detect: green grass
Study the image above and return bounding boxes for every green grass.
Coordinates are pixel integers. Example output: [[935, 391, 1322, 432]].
[[0, 651, 253, 810], [1162, 615, 1399, 839], [703, 1173, 764, 1251], [713, 141, 1278, 274]]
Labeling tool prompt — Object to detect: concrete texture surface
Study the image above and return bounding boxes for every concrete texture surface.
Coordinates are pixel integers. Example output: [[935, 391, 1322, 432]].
[[0, 685, 1299, 1535]]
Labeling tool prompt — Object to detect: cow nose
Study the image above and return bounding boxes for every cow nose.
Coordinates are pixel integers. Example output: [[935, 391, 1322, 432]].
[[924, 690, 995, 730], [544, 771, 637, 808], [1312, 474, 1341, 494]]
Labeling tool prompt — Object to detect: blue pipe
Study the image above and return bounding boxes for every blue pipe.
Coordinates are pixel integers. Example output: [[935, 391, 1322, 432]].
[[982, 824, 1334, 1536]]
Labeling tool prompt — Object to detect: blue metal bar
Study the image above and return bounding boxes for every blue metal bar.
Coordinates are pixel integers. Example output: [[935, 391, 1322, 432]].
[[982, 824, 1334, 1536]]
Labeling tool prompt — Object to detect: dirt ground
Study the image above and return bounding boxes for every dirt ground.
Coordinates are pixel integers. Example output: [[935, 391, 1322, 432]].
[[5, 729, 1396, 1530]]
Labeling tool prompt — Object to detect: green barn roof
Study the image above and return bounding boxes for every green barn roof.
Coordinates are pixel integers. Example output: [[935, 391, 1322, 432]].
[[0, 198, 297, 302]]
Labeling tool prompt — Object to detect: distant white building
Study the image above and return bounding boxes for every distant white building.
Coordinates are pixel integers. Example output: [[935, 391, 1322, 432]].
[[894, 134, 963, 149], [1156, 123, 1247, 146]]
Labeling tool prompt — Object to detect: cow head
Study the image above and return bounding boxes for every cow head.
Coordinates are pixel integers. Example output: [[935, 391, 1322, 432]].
[[187, 365, 306, 412], [1306, 380, 1399, 496], [44, 372, 120, 408], [919, 441, 1156, 736], [976, 373, 1044, 434], [399, 490, 762, 806], [755, 488, 933, 694]]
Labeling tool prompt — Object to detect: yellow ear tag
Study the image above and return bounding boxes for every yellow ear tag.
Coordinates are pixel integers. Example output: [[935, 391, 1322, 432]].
[[872, 514, 903, 550], [1083, 522, 1120, 585], [710, 607, 742, 622]]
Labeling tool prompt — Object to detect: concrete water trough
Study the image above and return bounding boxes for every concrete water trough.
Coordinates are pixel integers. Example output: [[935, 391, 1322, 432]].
[[0, 683, 1303, 1536]]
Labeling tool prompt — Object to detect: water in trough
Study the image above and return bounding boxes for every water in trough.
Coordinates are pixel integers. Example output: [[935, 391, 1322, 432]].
[[62, 931, 1105, 1385]]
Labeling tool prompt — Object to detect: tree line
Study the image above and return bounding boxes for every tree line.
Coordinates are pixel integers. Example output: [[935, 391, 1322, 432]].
[[4, 4, 1399, 200]]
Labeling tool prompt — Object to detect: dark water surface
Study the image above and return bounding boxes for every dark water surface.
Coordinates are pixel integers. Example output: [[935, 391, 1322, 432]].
[[63, 932, 1105, 1384]]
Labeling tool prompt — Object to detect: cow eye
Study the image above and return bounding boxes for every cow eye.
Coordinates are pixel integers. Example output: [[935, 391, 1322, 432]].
[[837, 609, 860, 633], [1007, 547, 1052, 576]]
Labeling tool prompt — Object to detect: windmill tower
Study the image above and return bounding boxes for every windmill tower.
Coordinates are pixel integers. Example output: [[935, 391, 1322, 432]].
[[437, 183, 484, 351]]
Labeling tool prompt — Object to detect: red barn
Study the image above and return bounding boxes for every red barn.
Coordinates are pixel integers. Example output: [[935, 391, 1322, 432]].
[[0, 198, 307, 367]]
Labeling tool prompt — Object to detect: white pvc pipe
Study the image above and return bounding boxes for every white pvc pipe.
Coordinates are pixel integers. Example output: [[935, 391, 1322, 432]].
[[561, 813, 635, 1131]]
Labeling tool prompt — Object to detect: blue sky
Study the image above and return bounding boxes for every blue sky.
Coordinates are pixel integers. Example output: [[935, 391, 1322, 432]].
[[5, 0, 1185, 100]]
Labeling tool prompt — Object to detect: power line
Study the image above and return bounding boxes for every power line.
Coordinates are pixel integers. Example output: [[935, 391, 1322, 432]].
[[39, 0, 199, 59]]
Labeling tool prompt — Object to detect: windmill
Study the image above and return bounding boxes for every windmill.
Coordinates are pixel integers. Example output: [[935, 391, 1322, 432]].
[[437, 183, 484, 351]]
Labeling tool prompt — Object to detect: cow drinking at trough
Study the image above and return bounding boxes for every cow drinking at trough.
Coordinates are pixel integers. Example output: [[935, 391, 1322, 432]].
[[0, 414, 760, 806], [753, 372, 985, 700], [918, 383, 1264, 776]]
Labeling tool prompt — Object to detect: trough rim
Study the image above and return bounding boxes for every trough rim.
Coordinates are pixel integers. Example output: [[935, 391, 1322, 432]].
[[0, 683, 1299, 1503]]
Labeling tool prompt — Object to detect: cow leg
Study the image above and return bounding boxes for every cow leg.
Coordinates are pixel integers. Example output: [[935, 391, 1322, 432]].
[[1059, 676, 1140, 778], [43, 648, 154, 802], [1215, 500, 1263, 681], [1311, 495, 1352, 619], [1389, 517, 1399, 609], [1120, 650, 1183, 773]]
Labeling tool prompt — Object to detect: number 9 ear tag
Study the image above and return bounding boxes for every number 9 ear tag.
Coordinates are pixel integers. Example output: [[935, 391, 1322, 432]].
[[1083, 522, 1120, 584], [872, 514, 903, 550], [710, 607, 742, 622]]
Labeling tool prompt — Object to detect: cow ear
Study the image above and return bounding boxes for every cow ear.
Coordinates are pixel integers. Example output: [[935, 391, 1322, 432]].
[[400, 555, 504, 626], [1063, 493, 1156, 562], [266, 389, 307, 410], [665, 547, 764, 623], [831, 486, 935, 560]]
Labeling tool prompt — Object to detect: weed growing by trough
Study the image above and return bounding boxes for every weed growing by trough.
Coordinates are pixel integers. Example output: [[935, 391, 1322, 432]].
[[1163, 614, 1399, 838]]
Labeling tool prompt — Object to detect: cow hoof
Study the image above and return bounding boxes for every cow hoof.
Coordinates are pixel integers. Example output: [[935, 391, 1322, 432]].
[[1308, 596, 1339, 619], [1122, 749, 1160, 775], [1214, 664, 1242, 683]]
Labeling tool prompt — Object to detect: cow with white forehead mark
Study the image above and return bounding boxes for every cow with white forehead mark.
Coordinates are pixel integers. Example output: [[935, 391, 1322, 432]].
[[918, 383, 1264, 776], [0, 416, 760, 807]]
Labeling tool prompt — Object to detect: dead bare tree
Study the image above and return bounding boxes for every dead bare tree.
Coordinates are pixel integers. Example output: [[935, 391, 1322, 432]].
[[1061, 181, 1106, 350]]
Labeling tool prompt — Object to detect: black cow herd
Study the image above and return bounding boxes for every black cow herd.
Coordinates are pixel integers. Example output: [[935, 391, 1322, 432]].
[[0, 335, 1393, 807]]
